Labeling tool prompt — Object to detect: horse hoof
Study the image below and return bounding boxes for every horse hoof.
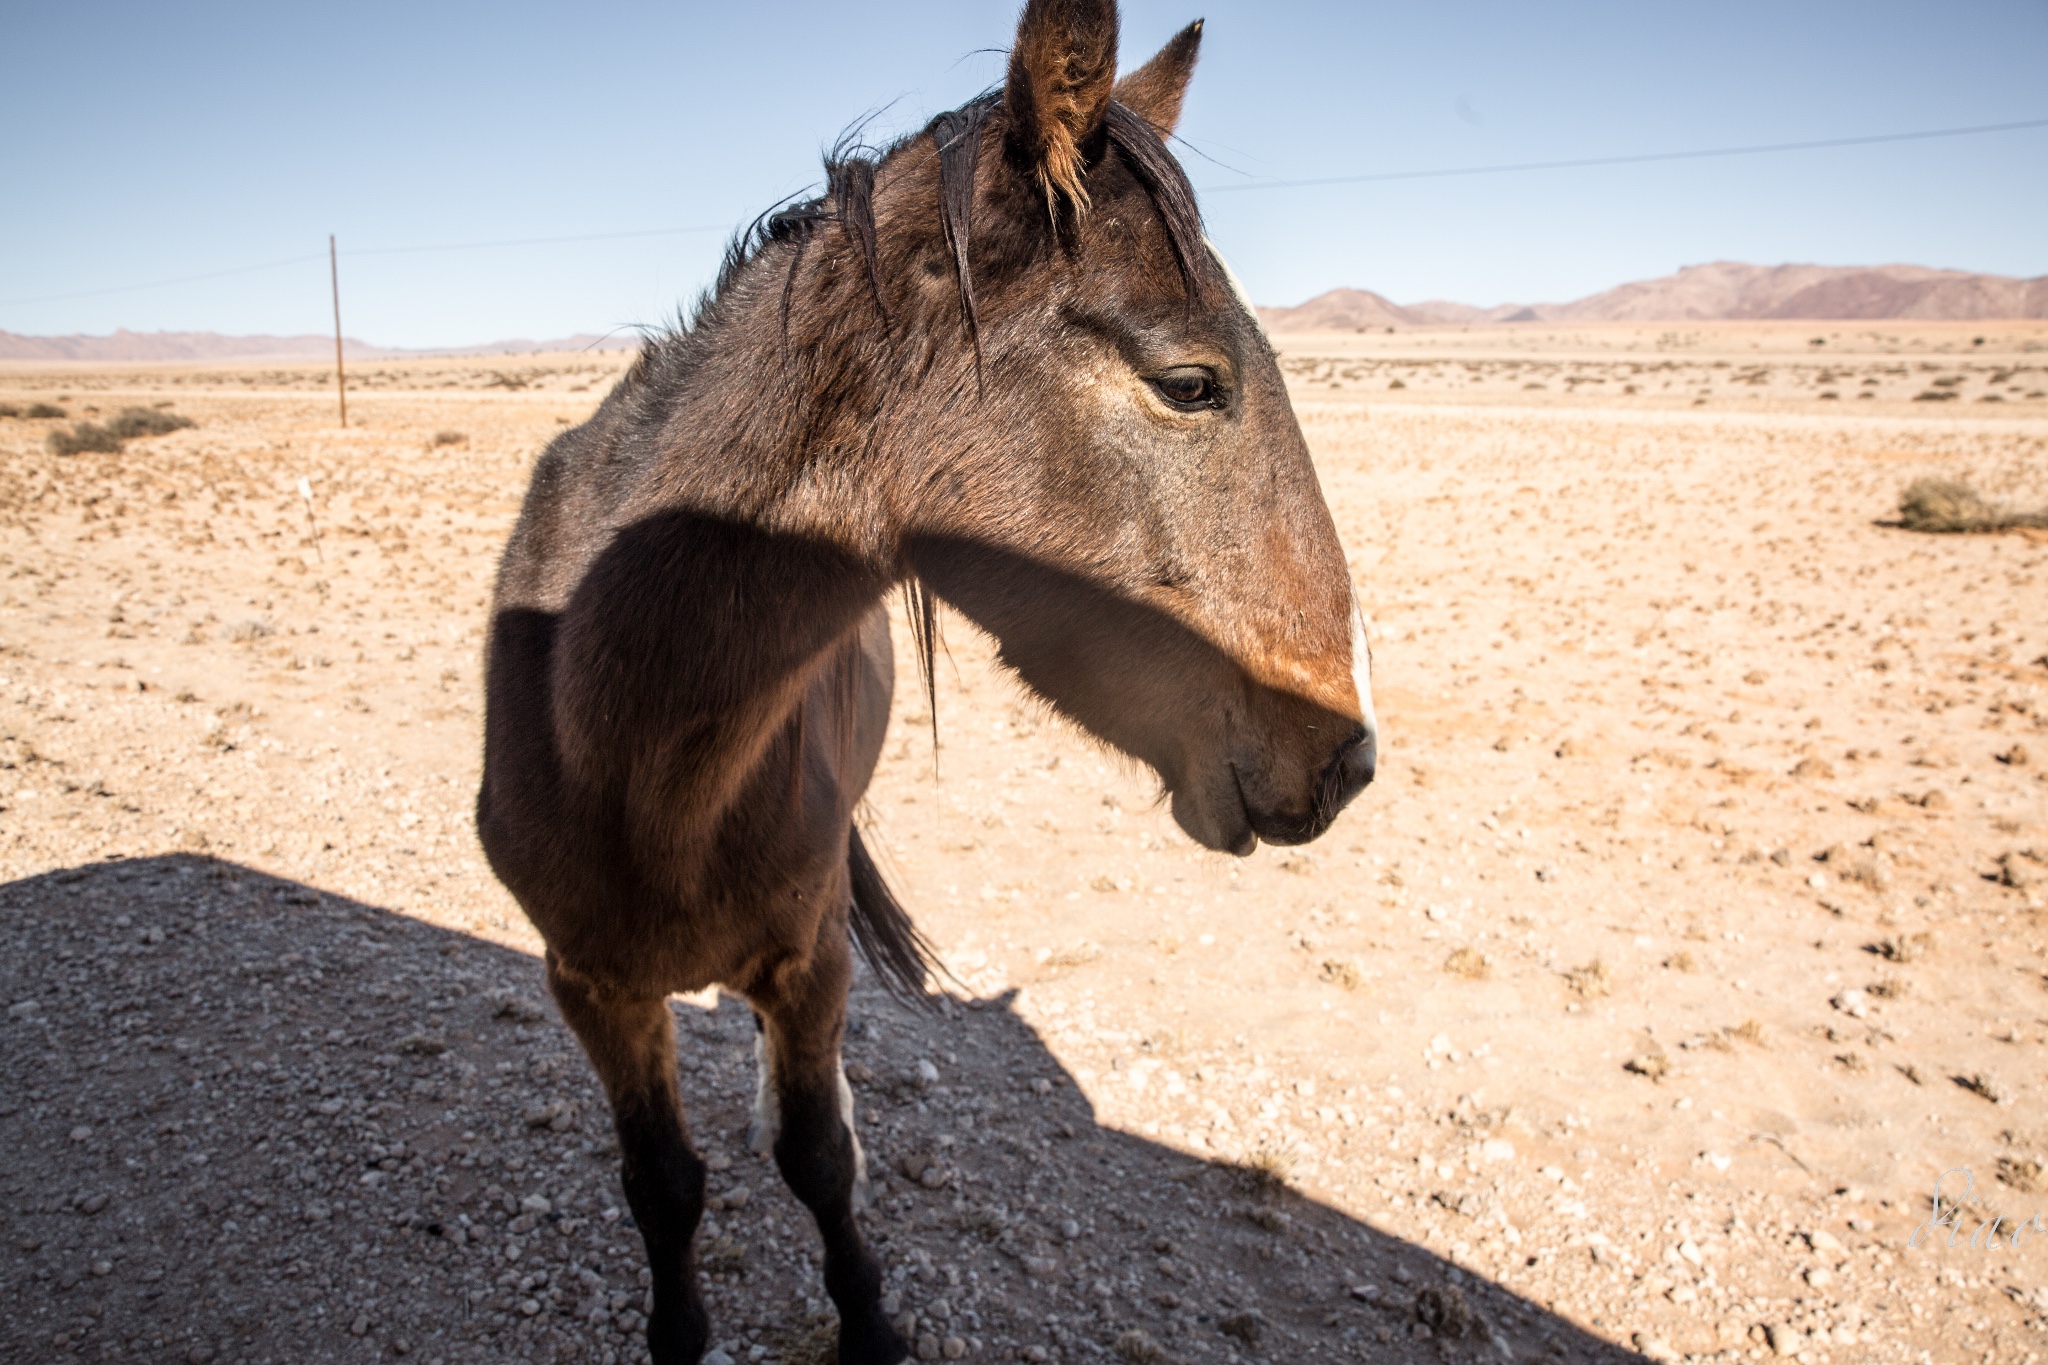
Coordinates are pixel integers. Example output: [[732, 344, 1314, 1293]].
[[646, 1301, 711, 1365], [838, 1314, 909, 1365]]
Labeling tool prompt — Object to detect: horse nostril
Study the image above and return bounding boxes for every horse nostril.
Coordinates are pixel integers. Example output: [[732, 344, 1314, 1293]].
[[1325, 726, 1375, 813]]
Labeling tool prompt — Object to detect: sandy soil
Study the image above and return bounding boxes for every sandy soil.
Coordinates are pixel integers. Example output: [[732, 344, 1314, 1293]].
[[3, 327, 2047, 1365]]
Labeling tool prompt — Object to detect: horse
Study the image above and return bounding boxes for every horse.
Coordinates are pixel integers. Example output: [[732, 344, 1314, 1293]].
[[475, 2, 1379, 1360]]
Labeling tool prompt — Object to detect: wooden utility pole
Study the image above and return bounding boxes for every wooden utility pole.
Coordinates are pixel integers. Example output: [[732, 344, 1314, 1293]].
[[328, 234, 347, 428]]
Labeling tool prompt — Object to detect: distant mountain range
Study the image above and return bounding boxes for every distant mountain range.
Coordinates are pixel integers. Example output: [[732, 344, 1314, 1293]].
[[0, 328, 646, 363], [1259, 261, 2048, 332], [9, 261, 2044, 358]]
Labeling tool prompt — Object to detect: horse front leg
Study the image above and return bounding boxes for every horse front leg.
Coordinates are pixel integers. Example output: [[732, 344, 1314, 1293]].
[[750, 929, 904, 1365], [547, 953, 712, 1364]]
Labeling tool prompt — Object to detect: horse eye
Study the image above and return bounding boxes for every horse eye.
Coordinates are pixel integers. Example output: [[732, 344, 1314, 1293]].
[[1153, 371, 1216, 408]]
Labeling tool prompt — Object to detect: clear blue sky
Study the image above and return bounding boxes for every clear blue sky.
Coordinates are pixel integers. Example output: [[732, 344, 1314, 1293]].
[[3, 1, 2044, 347]]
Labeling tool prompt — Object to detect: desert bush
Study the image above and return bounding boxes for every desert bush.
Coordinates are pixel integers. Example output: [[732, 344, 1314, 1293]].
[[47, 422, 124, 456], [44, 407, 193, 456], [0, 404, 18, 418], [431, 430, 468, 447], [1897, 478, 2048, 533], [25, 402, 66, 419], [103, 407, 194, 440]]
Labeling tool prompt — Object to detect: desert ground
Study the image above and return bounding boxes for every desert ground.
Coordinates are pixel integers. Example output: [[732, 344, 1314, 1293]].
[[2, 322, 2047, 1365]]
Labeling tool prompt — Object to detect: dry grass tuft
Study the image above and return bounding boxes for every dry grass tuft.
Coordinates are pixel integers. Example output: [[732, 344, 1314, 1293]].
[[1897, 478, 2048, 534], [431, 430, 468, 447], [1442, 946, 1490, 980], [1237, 1141, 1296, 1195], [1113, 1330, 1164, 1363], [1730, 1018, 1768, 1048], [1318, 957, 1363, 990], [1565, 958, 1611, 998], [1868, 932, 1934, 963]]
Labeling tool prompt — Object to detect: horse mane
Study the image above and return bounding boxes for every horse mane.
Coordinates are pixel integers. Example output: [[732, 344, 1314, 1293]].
[[687, 89, 1207, 354]]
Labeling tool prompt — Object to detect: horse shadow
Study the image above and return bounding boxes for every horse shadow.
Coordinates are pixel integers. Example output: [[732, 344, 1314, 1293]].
[[0, 854, 1649, 1363]]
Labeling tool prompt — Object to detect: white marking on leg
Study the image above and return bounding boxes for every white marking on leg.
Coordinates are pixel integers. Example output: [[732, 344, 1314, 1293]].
[[839, 1056, 871, 1210], [747, 1029, 779, 1155]]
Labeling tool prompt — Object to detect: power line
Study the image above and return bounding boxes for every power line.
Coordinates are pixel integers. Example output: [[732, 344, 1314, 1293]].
[[5, 116, 2043, 311], [345, 222, 733, 257], [1, 252, 327, 308], [0, 223, 735, 309], [1197, 116, 2048, 194]]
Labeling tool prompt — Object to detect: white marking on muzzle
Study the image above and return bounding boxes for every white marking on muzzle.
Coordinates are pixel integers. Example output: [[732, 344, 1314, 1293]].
[[1350, 602, 1379, 742], [1204, 238, 1270, 344]]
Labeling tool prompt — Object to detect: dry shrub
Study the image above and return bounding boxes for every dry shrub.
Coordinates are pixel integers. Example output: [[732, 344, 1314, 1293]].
[[47, 422, 123, 455], [1998, 1157, 2045, 1194], [1442, 947, 1490, 980], [46, 407, 192, 455], [431, 430, 468, 447], [1664, 951, 1696, 972], [1565, 959, 1611, 998], [1730, 1018, 1767, 1047], [25, 402, 65, 419], [0, 403, 17, 418], [1898, 478, 2048, 534], [104, 407, 194, 440]]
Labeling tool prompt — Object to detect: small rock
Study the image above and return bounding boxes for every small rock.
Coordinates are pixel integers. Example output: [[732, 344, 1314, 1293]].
[[1480, 1139, 1515, 1162], [1218, 1310, 1262, 1345], [916, 1333, 942, 1361], [186, 1348, 216, 1365], [90, 1260, 112, 1277], [1830, 989, 1870, 1019], [518, 1298, 541, 1316], [702, 1352, 736, 1365], [1624, 1052, 1669, 1080], [915, 1059, 940, 1085], [1804, 1266, 1833, 1288], [520, 1194, 552, 1215], [77, 1193, 108, 1215], [1807, 1229, 1844, 1253], [350, 1313, 370, 1337], [68, 1126, 91, 1142], [942, 1337, 967, 1361]]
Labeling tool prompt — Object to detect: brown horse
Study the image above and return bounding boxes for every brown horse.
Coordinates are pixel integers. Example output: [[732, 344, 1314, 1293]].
[[476, 1, 1377, 1360]]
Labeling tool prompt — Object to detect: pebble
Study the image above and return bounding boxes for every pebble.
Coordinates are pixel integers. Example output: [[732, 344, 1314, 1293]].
[[702, 1352, 736, 1365]]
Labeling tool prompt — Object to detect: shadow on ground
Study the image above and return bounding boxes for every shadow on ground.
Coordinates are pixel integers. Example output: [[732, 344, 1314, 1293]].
[[1, 856, 1646, 1364]]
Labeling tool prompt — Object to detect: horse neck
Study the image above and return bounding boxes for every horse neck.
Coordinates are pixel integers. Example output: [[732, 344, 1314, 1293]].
[[572, 278, 913, 838]]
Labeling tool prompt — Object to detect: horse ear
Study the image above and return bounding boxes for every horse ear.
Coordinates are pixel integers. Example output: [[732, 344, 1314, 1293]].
[[1005, 0, 1120, 208], [1113, 19, 1202, 138]]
